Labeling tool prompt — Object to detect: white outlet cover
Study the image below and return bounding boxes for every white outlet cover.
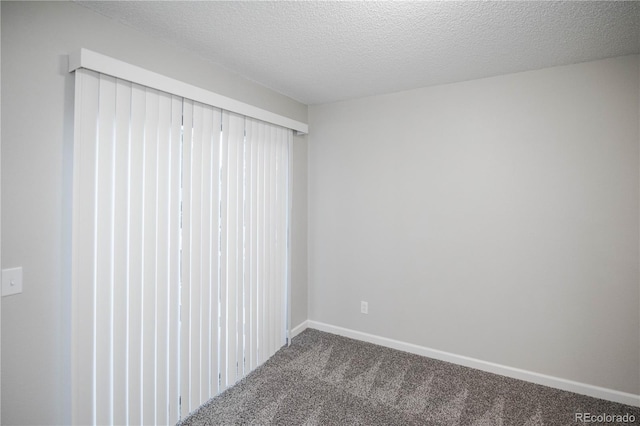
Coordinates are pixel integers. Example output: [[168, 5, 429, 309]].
[[2, 267, 23, 297]]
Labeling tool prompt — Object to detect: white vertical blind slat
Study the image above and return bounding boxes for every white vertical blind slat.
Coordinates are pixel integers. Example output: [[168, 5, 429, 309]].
[[283, 134, 289, 345], [222, 111, 241, 386], [273, 130, 281, 356], [218, 113, 229, 391], [228, 112, 238, 386], [251, 123, 259, 370], [273, 134, 280, 354], [113, 79, 132, 426], [267, 131, 276, 359], [279, 132, 288, 347], [72, 68, 99, 426], [286, 132, 293, 344], [281, 131, 290, 346], [257, 122, 267, 366], [209, 109, 222, 397], [246, 120, 259, 371], [275, 132, 283, 350], [272, 130, 280, 357], [242, 131, 250, 376], [278, 131, 287, 348], [262, 131, 270, 362], [237, 119, 246, 380], [127, 83, 146, 426], [155, 92, 172, 426], [180, 100, 194, 418], [223, 110, 235, 387], [168, 95, 182, 424], [95, 74, 116, 426], [190, 103, 203, 408], [234, 113, 246, 380], [273, 134, 281, 352], [199, 103, 213, 401], [142, 88, 160, 426]]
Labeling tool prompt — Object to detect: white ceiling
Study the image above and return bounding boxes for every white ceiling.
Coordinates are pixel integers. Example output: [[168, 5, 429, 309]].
[[77, 1, 640, 106]]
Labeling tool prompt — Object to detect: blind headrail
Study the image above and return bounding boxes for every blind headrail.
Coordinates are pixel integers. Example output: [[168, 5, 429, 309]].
[[68, 48, 309, 135]]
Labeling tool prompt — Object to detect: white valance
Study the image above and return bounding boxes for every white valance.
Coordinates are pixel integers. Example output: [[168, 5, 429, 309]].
[[68, 48, 308, 134]]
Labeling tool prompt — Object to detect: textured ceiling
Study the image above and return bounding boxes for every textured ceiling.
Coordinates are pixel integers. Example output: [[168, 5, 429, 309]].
[[77, 1, 640, 105]]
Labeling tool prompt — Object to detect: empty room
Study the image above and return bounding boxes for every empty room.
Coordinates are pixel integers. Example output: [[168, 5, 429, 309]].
[[1, 1, 639, 425]]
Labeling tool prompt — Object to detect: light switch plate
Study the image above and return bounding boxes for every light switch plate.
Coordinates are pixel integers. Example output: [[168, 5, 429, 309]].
[[2, 267, 23, 297]]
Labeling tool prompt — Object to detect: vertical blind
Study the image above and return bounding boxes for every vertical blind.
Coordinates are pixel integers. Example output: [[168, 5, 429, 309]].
[[72, 68, 292, 425]]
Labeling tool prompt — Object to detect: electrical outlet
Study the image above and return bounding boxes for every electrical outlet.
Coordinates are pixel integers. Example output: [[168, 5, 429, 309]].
[[361, 301, 368, 314]]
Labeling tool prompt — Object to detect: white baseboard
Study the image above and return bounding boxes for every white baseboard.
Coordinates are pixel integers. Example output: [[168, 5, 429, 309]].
[[290, 320, 310, 339], [292, 320, 639, 407]]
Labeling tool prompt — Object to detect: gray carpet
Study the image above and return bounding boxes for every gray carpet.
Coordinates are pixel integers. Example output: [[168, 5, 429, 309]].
[[179, 329, 639, 425]]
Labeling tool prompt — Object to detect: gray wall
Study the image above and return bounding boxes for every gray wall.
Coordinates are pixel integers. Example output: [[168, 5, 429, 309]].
[[308, 55, 640, 395], [1, 2, 308, 424]]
